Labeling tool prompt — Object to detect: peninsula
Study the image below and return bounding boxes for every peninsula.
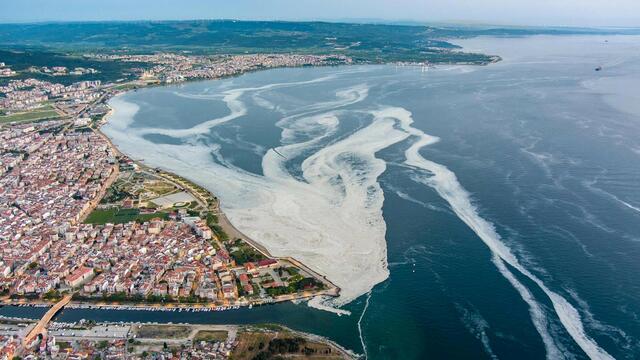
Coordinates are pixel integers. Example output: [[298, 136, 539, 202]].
[[0, 53, 356, 358], [0, 20, 503, 358]]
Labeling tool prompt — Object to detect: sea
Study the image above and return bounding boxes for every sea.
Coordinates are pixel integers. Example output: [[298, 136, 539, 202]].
[[4, 35, 640, 359]]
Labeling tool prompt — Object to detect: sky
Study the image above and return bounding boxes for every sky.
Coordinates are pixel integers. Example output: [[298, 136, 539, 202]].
[[2, 0, 640, 27]]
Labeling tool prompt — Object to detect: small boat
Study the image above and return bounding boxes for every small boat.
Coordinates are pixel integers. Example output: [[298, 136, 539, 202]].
[[595, 66, 603, 72]]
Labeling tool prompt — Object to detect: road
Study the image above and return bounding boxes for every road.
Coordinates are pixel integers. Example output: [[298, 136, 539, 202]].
[[77, 163, 119, 223], [21, 294, 72, 348]]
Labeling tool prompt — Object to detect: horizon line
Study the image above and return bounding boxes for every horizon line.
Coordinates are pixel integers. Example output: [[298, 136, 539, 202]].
[[0, 17, 638, 30]]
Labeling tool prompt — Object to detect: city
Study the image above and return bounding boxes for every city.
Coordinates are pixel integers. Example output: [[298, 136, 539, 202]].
[[2, 3, 639, 359], [0, 53, 343, 358]]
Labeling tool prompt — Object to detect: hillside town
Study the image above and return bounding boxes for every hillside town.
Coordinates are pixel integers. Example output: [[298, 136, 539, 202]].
[[0, 62, 17, 78], [1, 53, 351, 117], [26, 65, 100, 77], [0, 78, 101, 112], [87, 53, 352, 84]]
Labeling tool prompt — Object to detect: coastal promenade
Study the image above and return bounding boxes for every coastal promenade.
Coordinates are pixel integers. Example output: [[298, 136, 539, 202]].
[[216, 206, 340, 295]]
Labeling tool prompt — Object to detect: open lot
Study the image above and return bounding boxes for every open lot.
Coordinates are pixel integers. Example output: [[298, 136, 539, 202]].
[[194, 330, 228, 342], [151, 191, 197, 208], [135, 324, 192, 339], [232, 330, 343, 360], [0, 105, 61, 124], [51, 324, 131, 340]]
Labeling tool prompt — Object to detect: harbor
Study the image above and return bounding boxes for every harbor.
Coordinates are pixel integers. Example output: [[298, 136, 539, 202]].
[[0, 300, 364, 355]]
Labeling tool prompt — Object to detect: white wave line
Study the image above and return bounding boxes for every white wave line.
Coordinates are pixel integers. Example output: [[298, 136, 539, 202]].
[[358, 291, 372, 359], [113, 83, 390, 306], [392, 106, 614, 360], [137, 74, 338, 138], [620, 200, 640, 213], [456, 302, 500, 360], [585, 181, 640, 214], [492, 256, 563, 359]]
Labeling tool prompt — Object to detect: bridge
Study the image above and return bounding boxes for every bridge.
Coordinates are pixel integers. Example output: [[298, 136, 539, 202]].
[[22, 294, 73, 349]]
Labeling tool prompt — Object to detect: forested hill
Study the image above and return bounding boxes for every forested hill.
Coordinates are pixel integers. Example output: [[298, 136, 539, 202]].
[[1, 20, 633, 64], [0, 20, 496, 63]]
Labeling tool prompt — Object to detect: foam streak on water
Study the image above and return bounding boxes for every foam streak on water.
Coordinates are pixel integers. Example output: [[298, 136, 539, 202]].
[[358, 291, 372, 359], [137, 74, 339, 138], [106, 87, 614, 358], [93, 36, 640, 359], [399, 107, 614, 359], [105, 80, 403, 307]]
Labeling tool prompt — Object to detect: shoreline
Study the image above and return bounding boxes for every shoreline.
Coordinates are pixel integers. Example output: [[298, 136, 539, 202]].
[[95, 66, 347, 294], [92, 61, 487, 310], [3, 59, 500, 312], [3, 56, 504, 359], [0, 315, 359, 359], [80, 128, 342, 310], [89, 86, 342, 310]]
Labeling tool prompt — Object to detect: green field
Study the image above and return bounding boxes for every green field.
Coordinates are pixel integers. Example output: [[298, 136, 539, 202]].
[[0, 105, 61, 124], [230, 241, 267, 265], [194, 330, 228, 342], [136, 325, 192, 339], [84, 207, 168, 225]]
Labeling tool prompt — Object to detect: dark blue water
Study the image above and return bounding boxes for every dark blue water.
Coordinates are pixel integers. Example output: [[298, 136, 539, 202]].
[[6, 36, 640, 359]]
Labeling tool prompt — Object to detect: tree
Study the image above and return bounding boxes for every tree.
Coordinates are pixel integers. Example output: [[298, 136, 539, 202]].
[[206, 213, 219, 226], [43, 289, 61, 301], [251, 352, 270, 360]]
